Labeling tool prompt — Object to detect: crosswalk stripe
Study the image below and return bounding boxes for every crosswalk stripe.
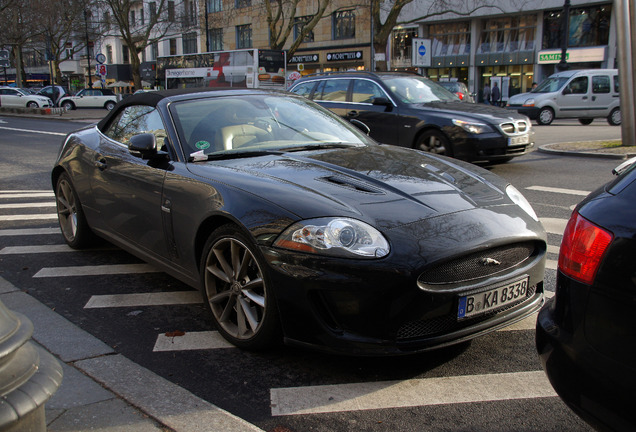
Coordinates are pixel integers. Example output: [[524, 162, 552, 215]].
[[0, 228, 59, 236], [0, 202, 56, 209], [546, 259, 557, 270], [0, 214, 58, 221], [540, 217, 568, 234], [33, 264, 160, 278], [0, 193, 55, 199], [0, 190, 53, 194], [547, 245, 560, 254], [498, 291, 554, 332], [85, 291, 202, 308], [0, 245, 75, 254], [153, 331, 234, 352], [270, 370, 556, 416], [526, 185, 590, 196]]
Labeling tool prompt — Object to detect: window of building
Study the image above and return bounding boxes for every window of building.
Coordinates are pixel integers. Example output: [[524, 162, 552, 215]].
[[184, 0, 197, 26], [152, 42, 159, 60], [140, 8, 144, 25], [208, 28, 223, 51], [106, 45, 113, 63], [294, 16, 315, 42], [130, 10, 136, 26], [207, 0, 222, 13], [477, 15, 535, 54], [236, 24, 252, 49], [182, 32, 197, 54], [543, 5, 611, 49], [429, 21, 470, 56], [123, 45, 130, 64], [149, 2, 157, 21], [235, 0, 251, 8], [333, 10, 355, 40], [169, 38, 177, 55], [104, 11, 111, 30], [391, 27, 418, 68], [168, 1, 175, 21]]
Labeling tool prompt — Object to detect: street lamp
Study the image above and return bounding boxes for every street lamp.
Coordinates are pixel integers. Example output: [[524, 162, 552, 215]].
[[84, 9, 92, 88], [557, 0, 570, 72]]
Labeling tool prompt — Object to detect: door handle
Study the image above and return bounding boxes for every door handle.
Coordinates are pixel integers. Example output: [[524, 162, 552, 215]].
[[347, 110, 358, 117], [582, 96, 588, 100], [94, 158, 107, 171]]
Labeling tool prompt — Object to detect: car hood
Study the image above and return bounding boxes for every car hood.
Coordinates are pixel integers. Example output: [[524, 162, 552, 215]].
[[187, 145, 515, 230], [412, 101, 530, 123], [508, 92, 536, 104]]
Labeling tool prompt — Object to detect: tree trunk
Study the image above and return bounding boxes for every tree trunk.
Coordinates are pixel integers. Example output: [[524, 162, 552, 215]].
[[373, 41, 388, 71]]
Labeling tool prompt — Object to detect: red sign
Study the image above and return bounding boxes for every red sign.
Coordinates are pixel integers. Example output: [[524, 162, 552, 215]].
[[96, 64, 107, 76]]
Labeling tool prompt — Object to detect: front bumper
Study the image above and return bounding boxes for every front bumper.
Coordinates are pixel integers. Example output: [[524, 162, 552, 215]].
[[536, 276, 636, 432]]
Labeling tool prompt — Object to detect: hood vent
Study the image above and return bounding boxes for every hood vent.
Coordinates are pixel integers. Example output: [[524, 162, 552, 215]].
[[319, 176, 384, 195]]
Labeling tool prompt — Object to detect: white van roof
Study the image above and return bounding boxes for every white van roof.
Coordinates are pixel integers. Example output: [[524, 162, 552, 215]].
[[550, 68, 618, 79]]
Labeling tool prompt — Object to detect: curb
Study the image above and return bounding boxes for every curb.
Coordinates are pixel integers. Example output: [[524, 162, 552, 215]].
[[538, 142, 636, 160], [0, 277, 263, 432]]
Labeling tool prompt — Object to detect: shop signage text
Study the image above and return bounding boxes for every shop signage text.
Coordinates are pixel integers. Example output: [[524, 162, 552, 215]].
[[326, 51, 363, 62], [538, 47, 606, 64], [289, 54, 319, 64]]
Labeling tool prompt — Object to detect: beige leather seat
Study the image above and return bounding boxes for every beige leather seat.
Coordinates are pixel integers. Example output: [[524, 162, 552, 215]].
[[216, 124, 270, 149]]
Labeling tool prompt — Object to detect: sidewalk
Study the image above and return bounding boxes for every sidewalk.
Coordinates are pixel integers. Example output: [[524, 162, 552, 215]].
[[538, 141, 636, 159], [0, 276, 264, 432]]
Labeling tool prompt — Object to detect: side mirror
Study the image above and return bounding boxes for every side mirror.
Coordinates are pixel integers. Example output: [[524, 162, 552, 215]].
[[129, 133, 157, 159], [372, 96, 392, 106]]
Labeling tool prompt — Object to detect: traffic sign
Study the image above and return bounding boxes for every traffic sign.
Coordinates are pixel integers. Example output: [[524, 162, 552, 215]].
[[96, 64, 107, 76], [0, 49, 9, 59], [412, 38, 431, 67], [96, 53, 106, 64]]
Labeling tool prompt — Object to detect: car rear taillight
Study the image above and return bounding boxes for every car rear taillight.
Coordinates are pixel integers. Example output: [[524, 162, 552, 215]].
[[558, 211, 613, 285], [456, 92, 464, 100]]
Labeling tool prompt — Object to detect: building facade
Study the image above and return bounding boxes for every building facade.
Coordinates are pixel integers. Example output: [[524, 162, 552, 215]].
[[391, 0, 616, 103]]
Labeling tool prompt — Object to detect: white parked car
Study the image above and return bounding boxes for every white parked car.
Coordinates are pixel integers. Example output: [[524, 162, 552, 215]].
[[0, 87, 54, 108], [59, 88, 118, 111]]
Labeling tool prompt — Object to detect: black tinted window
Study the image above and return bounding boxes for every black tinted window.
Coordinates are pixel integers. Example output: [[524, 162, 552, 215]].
[[351, 80, 385, 103], [592, 76, 610, 94], [566, 77, 588, 94]]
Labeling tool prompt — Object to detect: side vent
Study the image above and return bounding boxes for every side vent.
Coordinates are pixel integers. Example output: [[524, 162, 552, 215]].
[[319, 176, 384, 194]]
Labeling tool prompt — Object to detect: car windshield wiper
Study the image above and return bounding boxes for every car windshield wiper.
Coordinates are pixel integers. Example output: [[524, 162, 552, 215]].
[[188, 149, 283, 162], [280, 142, 359, 153]]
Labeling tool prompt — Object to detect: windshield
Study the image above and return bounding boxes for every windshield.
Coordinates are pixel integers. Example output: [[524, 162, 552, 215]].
[[381, 76, 459, 103], [170, 94, 372, 158], [16, 89, 30, 96], [531, 77, 570, 93]]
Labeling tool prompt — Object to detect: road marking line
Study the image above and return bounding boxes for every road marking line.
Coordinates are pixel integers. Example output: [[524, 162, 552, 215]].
[[546, 259, 557, 270], [270, 370, 556, 416], [0, 214, 58, 221], [0, 244, 75, 254], [153, 331, 235, 352], [85, 291, 202, 308], [540, 217, 568, 235], [33, 263, 160, 278], [526, 186, 590, 196], [0, 202, 56, 209], [0, 228, 59, 236], [547, 245, 560, 254], [0, 126, 66, 136], [0, 192, 55, 199]]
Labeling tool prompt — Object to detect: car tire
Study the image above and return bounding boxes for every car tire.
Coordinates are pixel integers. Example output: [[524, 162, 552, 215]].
[[105, 101, 116, 111], [200, 225, 281, 350], [55, 173, 95, 249], [415, 130, 453, 156], [537, 108, 554, 125], [578, 118, 594, 125], [26, 101, 38, 108], [608, 108, 621, 126], [61, 101, 75, 111]]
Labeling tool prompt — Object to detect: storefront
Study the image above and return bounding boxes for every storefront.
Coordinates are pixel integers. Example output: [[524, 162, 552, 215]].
[[287, 47, 369, 80]]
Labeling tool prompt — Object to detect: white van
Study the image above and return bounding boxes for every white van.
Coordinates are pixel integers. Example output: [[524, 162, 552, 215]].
[[507, 69, 620, 126]]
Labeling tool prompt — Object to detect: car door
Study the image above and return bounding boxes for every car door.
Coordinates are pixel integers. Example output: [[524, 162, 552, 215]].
[[90, 105, 171, 259], [74, 89, 94, 108], [587, 74, 615, 118], [312, 78, 351, 117], [557, 76, 590, 118], [347, 78, 402, 146], [0, 89, 20, 107]]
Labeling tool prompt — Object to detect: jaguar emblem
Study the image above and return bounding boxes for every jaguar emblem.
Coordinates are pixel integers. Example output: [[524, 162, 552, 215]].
[[479, 257, 502, 266]]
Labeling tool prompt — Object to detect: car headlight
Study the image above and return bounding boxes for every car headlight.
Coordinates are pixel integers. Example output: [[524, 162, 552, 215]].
[[506, 185, 538, 221], [522, 98, 535, 107], [274, 217, 390, 258], [452, 119, 494, 134]]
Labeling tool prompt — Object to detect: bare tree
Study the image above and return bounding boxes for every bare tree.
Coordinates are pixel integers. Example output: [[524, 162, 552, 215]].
[[97, 0, 183, 89], [372, 0, 503, 71]]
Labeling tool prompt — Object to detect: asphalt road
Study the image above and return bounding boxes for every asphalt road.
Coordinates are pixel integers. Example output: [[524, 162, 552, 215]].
[[1, 113, 623, 431]]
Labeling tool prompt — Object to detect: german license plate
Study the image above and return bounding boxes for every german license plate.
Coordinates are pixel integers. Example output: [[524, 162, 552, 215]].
[[457, 276, 530, 319], [508, 134, 530, 146]]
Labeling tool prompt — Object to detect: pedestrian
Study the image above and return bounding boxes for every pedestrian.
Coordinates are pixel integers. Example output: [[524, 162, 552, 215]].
[[482, 82, 491, 105], [532, 82, 538, 90], [491, 81, 500, 106]]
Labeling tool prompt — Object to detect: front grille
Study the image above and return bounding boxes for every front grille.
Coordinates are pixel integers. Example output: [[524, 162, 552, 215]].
[[497, 120, 530, 136], [418, 242, 536, 285], [397, 285, 537, 340]]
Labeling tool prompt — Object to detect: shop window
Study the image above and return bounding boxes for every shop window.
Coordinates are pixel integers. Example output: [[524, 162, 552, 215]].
[[391, 27, 418, 68], [543, 5, 611, 49], [429, 22, 470, 57], [333, 10, 355, 40]]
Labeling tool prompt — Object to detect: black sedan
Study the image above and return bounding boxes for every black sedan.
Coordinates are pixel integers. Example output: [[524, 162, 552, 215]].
[[53, 88, 546, 355], [536, 157, 636, 431], [289, 72, 533, 163]]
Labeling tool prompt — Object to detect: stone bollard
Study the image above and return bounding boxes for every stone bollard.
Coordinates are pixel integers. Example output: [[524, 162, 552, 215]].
[[0, 300, 62, 432]]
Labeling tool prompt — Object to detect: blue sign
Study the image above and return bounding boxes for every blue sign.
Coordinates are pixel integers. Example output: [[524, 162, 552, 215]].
[[418, 45, 426, 56]]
